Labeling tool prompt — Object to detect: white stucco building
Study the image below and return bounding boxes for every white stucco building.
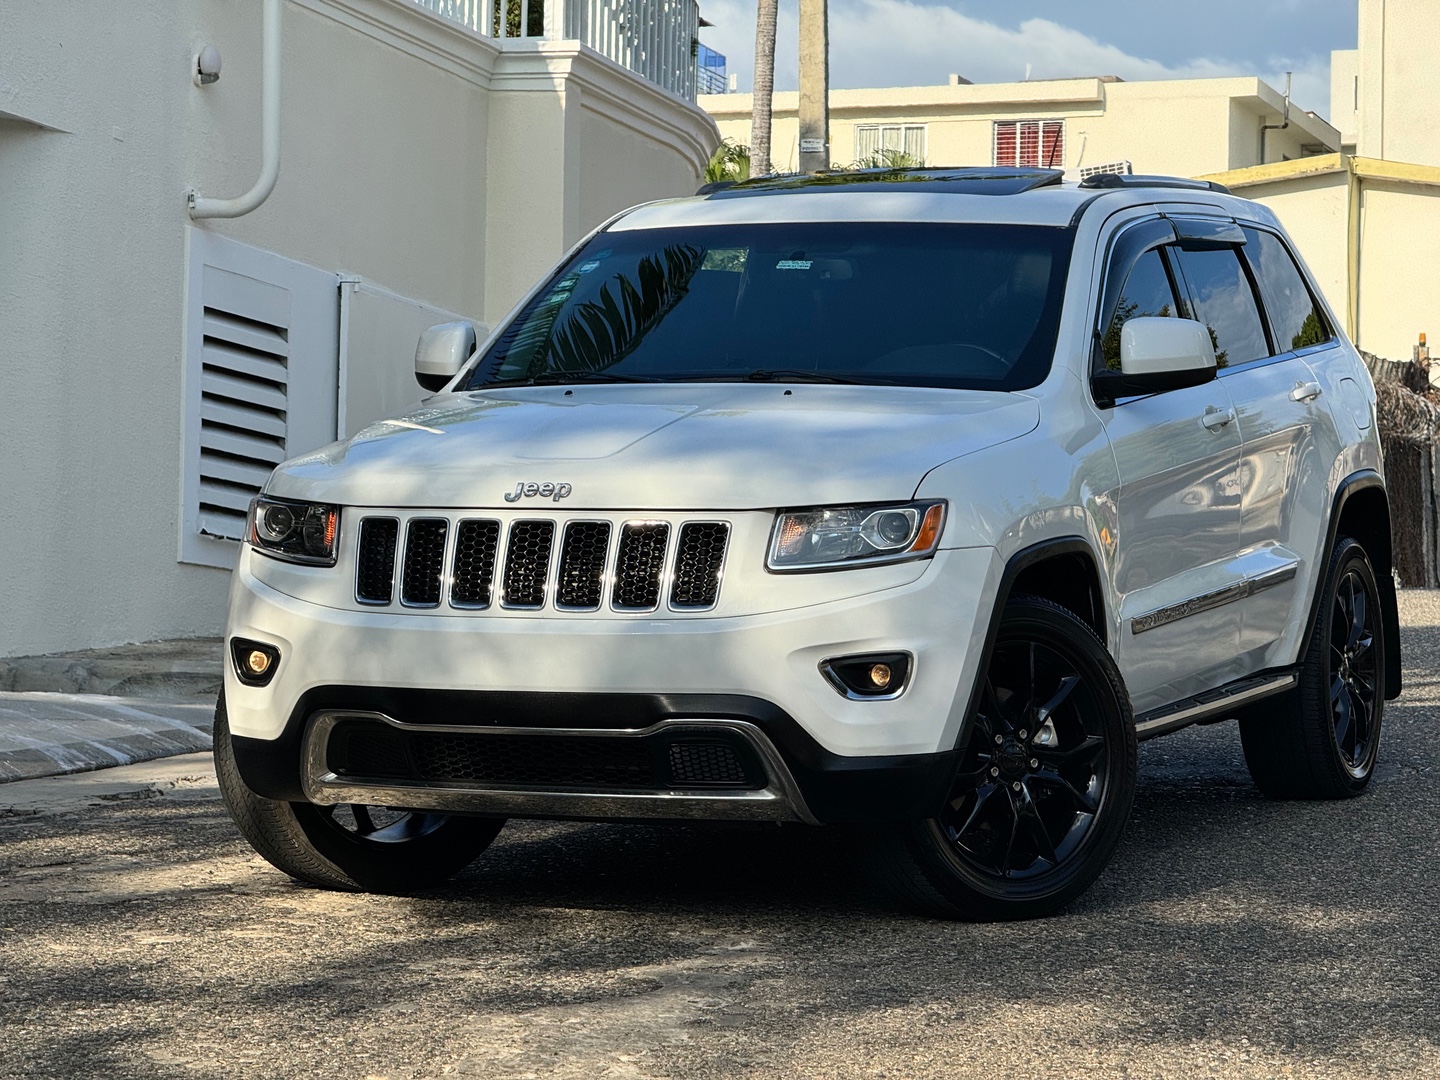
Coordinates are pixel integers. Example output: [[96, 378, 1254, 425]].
[[0, 0, 719, 657]]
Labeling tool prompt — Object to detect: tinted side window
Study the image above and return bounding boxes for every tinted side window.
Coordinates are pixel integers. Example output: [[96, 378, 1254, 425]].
[[1243, 228, 1332, 352], [1173, 247, 1268, 368], [1101, 248, 1179, 369]]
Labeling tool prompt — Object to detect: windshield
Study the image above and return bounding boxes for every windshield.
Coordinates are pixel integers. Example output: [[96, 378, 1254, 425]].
[[464, 222, 1074, 392]]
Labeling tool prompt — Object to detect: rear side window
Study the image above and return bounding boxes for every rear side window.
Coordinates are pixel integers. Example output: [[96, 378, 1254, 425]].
[[1100, 248, 1180, 369], [1243, 228, 1332, 352], [1172, 247, 1268, 368]]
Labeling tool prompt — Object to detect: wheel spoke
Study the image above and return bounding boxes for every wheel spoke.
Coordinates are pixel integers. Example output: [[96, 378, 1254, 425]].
[[951, 780, 1003, 837], [1033, 735, 1105, 769], [1036, 675, 1081, 724], [1345, 685, 1369, 754], [1028, 768, 1099, 814], [1015, 784, 1059, 865], [1347, 579, 1368, 651], [948, 765, 991, 802], [997, 790, 1022, 876], [350, 804, 377, 834], [1332, 691, 1352, 752], [980, 679, 1013, 737], [1330, 673, 1346, 706]]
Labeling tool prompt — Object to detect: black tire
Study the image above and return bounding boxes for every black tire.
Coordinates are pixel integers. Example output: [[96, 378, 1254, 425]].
[[1240, 537, 1385, 799], [870, 596, 1138, 921], [214, 695, 504, 892]]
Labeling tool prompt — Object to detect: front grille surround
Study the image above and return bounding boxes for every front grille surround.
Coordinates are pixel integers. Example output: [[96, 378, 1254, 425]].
[[352, 511, 733, 616]]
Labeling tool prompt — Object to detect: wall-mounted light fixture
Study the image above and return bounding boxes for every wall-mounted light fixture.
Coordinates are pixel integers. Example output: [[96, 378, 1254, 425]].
[[195, 45, 222, 87]]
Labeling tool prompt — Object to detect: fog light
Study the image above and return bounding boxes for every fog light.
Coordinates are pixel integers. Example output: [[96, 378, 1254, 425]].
[[231, 638, 281, 687], [820, 652, 912, 699]]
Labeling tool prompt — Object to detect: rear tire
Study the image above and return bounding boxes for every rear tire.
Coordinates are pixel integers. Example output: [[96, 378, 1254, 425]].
[[1240, 537, 1385, 799], [870, 597, 1137, 921], [214, 695, 504, 892]]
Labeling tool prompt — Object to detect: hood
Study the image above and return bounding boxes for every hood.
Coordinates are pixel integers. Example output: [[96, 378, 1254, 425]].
[[267, 384, 1039, 510]]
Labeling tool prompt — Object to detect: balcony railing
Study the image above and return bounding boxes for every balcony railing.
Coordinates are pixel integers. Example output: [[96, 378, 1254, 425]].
[[416, 0, 701, 101]]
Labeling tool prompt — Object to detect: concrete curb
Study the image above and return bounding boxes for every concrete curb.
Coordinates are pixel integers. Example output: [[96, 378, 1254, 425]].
[[0, 692, 214, 783]]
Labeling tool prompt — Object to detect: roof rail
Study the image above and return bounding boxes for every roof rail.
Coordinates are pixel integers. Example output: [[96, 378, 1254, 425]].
[[1078, 173, 1232, 195]]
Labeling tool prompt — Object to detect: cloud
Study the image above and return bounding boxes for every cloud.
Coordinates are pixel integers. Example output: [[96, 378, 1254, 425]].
[[700, 0, 1332, 117]]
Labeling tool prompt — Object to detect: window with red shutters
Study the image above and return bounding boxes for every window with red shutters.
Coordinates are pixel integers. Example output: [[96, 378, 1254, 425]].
[[993, 120, 1065, 168]]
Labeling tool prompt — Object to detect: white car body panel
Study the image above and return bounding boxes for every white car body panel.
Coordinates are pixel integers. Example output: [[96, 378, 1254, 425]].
[[223, 179, 1388, 788]]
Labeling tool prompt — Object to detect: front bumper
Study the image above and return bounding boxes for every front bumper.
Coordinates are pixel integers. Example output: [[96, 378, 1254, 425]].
[[224, 544, 999, 823]]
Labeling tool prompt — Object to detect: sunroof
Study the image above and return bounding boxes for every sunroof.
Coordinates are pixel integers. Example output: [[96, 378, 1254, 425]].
[[701, 167, 1066, 198]]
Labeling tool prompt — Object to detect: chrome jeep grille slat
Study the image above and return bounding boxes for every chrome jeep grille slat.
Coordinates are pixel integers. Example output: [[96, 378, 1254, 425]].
[[556, 521, 611, 610], [400, 519, 447, 607], [612, 523, 669, 610], [451, 519, 500, 608], [353, 513, 729, 614], [355, 518, 399, 604], [501, 520, 556, 609], [671, 522, 729, 609]]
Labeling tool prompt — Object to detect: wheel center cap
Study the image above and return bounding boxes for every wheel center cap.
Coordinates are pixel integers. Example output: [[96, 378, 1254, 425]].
[[996, 740, 1029, 778]]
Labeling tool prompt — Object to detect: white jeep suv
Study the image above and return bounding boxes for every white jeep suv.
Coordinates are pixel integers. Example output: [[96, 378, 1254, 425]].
[[216, 168, 1400, 920]]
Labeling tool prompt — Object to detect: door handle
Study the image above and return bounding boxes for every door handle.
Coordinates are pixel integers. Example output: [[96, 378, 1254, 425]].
[[1291, 380, 1324, 402], [1201, 406, 1236, 431]]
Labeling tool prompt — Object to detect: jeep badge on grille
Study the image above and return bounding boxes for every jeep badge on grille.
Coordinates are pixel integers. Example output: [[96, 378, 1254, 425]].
[[504, 482, 573, 502]]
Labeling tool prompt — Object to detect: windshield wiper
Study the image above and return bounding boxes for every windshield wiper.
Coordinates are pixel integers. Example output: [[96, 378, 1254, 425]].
[[482, 370, 661, 388], [743, 369, 863, 384]]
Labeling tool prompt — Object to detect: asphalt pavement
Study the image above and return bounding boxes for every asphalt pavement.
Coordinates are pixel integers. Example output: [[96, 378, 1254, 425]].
[[1, 599, 1437, 1078]]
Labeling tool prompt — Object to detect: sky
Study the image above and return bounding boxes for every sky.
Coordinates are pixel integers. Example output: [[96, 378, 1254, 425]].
[[699, 0, 1358, 121]]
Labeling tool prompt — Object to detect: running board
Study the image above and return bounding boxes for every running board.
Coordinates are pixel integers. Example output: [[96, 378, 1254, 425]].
[[1134, 671, 1298, 740]]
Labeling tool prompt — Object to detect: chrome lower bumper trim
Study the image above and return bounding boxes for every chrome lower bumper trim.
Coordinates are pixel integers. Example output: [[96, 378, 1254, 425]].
[[300, 711, 821, 824]]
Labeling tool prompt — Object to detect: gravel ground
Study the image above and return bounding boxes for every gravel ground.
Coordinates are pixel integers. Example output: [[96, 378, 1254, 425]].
[[1, 598, 1437, 1079]]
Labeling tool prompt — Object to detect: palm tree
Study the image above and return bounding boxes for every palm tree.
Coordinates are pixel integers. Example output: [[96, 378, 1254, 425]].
[[752, 0, 777, 176], [704, 139, 752, 184]]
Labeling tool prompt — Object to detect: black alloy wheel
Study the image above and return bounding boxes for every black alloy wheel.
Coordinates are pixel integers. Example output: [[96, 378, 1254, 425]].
[[1328, 565, 1380, 777], [1241, 536, 1386, 799], [871, 597, 1137, 921], [943, 639, 1110, 880]]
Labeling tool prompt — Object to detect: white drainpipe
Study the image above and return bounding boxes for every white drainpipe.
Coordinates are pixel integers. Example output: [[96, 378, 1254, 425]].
[[188, 0, 282, 219]]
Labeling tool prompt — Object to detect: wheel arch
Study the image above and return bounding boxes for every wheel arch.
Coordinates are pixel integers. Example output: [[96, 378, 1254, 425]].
[[1301, 470, 1402, 699], [956, 537, 1109, 749]]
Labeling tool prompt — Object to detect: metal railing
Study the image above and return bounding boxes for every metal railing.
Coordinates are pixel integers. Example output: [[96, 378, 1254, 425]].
[[415, 0, 701, 101]]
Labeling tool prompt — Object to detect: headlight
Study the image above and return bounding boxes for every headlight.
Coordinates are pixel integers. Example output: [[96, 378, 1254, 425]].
[[247, 496, 339, 566], [768, 501, 946, 571]]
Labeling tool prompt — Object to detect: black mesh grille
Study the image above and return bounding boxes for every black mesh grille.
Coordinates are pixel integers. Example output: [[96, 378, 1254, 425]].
[[355, 518, 399, 604], [401, 519, 448, 606], [670, 523, 729, 608], [451, 519, 501, 608], [326, 721, 764, 791], [667, 742, 749, 786], [556, 521, 611, 609], [613, 523, 669, 610], [502, 520, 555, 608]]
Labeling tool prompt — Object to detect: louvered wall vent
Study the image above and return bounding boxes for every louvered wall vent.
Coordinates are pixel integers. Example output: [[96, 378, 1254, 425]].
[[196, 299, 289, 542]]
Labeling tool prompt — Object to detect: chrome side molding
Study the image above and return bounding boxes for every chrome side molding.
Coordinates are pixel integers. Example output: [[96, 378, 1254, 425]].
[[1131, 563, 1298, 635]]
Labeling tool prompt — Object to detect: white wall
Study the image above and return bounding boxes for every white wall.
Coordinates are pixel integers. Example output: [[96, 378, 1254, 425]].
[[0, 0, 716, 657]]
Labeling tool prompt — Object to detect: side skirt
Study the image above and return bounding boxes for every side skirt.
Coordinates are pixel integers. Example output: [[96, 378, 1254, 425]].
[[1133, 670, 1298, 741]]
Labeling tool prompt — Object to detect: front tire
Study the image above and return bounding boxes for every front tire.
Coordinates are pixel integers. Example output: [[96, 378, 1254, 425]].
[[1240, 536, 1386, 799], [871, 597, 1138, 921], [214, 695, 504, 892]]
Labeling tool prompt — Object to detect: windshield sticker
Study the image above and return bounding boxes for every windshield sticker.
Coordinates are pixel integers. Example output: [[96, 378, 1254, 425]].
[[577, 260, 602, 274], [776, 259, 813, 271]]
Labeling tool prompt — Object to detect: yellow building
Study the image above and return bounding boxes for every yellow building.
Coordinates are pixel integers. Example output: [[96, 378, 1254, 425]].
[[1202, 0, 1440, 363], [701, 75, 1339, 177]]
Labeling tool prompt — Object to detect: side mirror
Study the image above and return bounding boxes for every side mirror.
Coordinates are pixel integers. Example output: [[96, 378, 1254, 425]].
[[415, 321, 477, 393], [1092, 317, 1217, 405]]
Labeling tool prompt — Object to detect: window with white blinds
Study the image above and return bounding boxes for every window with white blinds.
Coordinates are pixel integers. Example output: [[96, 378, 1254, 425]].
[[181, 230, 338, 568], [993, 119, 1065, 168], [854, 124, 926, 165]]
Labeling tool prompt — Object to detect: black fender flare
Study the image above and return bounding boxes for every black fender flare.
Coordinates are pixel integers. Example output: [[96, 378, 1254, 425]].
[[1298, 469, 1403, 699], [955, 536, 1103, 749]]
